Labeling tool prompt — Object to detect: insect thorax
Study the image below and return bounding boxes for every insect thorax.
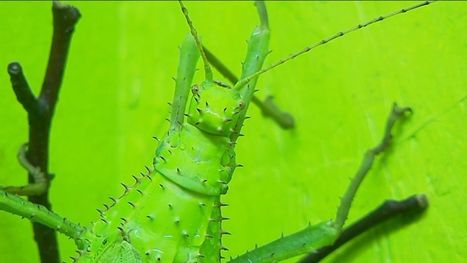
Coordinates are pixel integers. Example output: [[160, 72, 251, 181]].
[[154, 121, 237, 196]]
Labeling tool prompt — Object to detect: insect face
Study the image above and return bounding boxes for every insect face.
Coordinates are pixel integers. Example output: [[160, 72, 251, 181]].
[[188, 80, 245, 136]]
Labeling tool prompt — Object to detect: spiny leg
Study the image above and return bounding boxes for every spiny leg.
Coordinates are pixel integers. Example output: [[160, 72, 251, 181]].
[[301, 194, 428, 263], [1, 143, 50, 196], [229, 104, 412, 262], [169, 34, 200, 131], [335, 103, 412, 228], [0, 190, 88, 249]]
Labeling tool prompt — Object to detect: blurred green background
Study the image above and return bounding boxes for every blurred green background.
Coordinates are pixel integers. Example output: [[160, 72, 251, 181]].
[[0, 1, 465, 262]]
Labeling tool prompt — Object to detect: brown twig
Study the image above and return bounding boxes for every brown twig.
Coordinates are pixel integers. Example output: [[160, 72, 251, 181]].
[[299, 194, 428, 263], [7, 2, 80, 262]]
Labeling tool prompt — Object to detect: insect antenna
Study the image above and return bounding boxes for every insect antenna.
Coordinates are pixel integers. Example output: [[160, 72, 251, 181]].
[[178, 0, 213, 81], [234, 0, 435, 89]]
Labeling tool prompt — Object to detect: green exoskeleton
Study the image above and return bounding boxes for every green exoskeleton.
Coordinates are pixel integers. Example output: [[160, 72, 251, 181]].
[[0, 1, 433, 262]]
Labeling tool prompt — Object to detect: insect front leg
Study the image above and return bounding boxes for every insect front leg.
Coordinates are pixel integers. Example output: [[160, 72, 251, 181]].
[[170, 34, 200, 132], [204, 48, 295, 130]]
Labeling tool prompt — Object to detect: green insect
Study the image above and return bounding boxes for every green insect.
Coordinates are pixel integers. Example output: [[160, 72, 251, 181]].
[[0, 1, 436, 262]]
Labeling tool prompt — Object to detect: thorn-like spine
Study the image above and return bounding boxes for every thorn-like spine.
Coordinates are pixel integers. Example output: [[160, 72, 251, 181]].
[[132, 175, 140, 184], [217, 202, 228, 207], [121, 183, 130, 193], [145, 165, 151, 173]]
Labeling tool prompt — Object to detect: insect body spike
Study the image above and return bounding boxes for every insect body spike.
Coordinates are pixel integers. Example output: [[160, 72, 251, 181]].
[[234, 0, 436, 90], [178, 0, 213, 81]]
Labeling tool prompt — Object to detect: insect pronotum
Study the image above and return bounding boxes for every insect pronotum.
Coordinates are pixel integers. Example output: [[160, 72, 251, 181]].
[[0, 0, 464, 258]]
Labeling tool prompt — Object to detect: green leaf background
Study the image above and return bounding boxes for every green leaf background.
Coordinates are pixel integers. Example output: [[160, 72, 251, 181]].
[[0, 1, 465, 262]]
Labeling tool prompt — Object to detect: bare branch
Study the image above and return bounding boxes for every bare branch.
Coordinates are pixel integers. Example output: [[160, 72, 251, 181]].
[[5, 2, 81, 263], [39, 2, 81, 114], [7, 62, 38, 114]]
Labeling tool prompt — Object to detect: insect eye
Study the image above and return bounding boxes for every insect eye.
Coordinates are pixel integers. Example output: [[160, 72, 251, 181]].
[[237, 101, 245, 109], [191, 85, 199, 94]]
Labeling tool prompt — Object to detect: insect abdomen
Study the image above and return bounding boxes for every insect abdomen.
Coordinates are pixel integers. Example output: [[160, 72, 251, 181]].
[[79, 170, 217, 262]]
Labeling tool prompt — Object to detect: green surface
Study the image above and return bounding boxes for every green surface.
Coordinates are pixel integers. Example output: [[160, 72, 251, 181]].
[[0, 1, 465, 262]]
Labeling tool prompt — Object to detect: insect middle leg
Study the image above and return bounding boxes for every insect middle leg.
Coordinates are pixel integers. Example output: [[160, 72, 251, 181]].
[[230, 104, 413, 262]]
